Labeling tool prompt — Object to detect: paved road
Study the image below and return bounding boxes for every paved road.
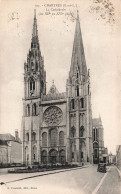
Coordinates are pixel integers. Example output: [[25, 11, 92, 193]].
[[0, 165, 120, 194], [97, 166, 121, 194]]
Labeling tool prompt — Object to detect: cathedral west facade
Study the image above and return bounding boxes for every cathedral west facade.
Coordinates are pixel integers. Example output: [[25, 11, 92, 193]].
[[22, 11, 93, 165]]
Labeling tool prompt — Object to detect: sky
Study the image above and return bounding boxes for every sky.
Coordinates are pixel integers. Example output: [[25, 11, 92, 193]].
[[0, 0, 121, 154]]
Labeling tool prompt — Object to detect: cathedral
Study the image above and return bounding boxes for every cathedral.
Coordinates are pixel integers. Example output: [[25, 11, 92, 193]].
[[22, 10, 93, 165]]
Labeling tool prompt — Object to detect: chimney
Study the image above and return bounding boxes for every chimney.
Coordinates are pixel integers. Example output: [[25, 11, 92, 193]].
[[15, 129, 19, 141]]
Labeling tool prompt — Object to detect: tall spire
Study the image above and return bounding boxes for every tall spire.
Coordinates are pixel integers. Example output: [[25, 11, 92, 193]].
[[32, 9, 38, 43], [69, 10, 87, 79], [24, 10, 46, 96], [33, 9, 37, 37]]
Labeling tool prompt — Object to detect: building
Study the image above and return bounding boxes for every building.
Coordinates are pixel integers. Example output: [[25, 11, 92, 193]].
[[0, 130, 22, 165], [92, 116, 106, 164], [109, 151, 116, 164], [0, 140, 8, 165], [116, 145, 121, 171], [21, 10, 93, 166], [102, 147, 108, 163]]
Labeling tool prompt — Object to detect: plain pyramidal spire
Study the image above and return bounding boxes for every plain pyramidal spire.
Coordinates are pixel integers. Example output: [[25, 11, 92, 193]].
[[69, 10, 87, 79]]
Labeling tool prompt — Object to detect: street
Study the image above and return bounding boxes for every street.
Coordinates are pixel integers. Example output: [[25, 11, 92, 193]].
[[0, 165, 120, 194]]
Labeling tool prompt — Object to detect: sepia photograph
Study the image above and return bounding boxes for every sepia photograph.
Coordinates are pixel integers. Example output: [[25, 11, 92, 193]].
[[0, 0, 121, 193]]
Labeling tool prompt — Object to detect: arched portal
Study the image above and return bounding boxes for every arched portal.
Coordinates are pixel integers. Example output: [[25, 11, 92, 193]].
[[41, 150, 47, 164], [49, 149, 57, 164], [59, 150, 65, 164]]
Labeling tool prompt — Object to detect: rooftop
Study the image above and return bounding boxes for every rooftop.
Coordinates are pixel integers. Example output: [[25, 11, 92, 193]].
[[0, 133, 15, 141], [0, 133, 21, 143]]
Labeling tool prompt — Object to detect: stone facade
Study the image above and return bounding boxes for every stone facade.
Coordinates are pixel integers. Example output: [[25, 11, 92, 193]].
[[116, 145, 121, 171], [0, 141, 8, 164], [0, 131, 22, 165], [109, 152, 116, 164], [22, 11, 93, 166], [92, 117, 104, 163]]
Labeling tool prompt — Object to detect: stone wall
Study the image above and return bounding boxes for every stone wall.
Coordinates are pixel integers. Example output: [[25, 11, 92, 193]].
[[0, 145, 8, 164], [116, 145, 121, 171], [10, 141, 22, 163]]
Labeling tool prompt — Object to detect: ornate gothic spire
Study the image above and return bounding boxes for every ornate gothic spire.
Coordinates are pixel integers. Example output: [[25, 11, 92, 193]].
[[32, 10, 38, 37], [69, 11, 87, 80], [24, 10, 46, 96], [31, 9, 39, 46]]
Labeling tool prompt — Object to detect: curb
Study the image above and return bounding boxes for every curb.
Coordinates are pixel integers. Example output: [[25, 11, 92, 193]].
[[116, 166, 121, 180]]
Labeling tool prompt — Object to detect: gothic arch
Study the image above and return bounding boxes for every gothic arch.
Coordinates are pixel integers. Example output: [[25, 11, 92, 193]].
[[33, 145, 37, 163], [71, 140, 75, 161], [59, 131, 64, 146], [26, 104, 30, 116], [32, 132, 36, 141], [80, 141, 86, 162], [76, 85, 79, 96], [80, 98, 84, 108], [25, 146, 29, 165], [93, 142, 99, 164], [71, 99, 75, 109], [93, 127, 98, 141], [31, 62, 34, 70], [79, 126, 85, 137], [70, 126, 76, 137], [32, 103, 37, 116], [59, 149, 65, 164], [26, 133, 29, 141], [88, 84, 90, 94], [50, 128, 57, 146], [42, 132, 47, 146], [29, 77, 35, 92], [49, 149, 57, 164], [41, 150, 47, 164]]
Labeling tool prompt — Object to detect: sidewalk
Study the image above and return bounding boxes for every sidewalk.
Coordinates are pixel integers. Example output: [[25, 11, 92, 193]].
[[116, 166, 121, 179]]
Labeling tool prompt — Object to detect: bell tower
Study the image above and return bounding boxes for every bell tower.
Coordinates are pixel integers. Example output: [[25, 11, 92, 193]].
[[24, 10, 46, 99], [66, 11, 93, 164], [22, 10, 46, 165]]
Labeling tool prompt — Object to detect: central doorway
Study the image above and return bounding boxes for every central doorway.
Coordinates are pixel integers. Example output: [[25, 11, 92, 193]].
[[49, 149, 57, 164], [41, 150, 47, 164]]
